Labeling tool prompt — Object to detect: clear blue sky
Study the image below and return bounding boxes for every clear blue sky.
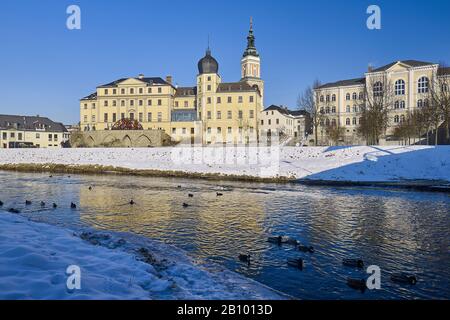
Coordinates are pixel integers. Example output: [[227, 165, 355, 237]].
[[0, 0, 449, 124]]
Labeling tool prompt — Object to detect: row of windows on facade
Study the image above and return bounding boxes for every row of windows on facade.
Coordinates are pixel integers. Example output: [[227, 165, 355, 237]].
[[260, 118, 300, 126], [320, 77, 441, 102], [204, 127, 255, 135], [84, 110, 256, 123], [320, 114, 424, 127], [1, 132, 59, 141], [319, 98, 431, 114], [102, 87, 163, 95], [83, 95, 255, 109]]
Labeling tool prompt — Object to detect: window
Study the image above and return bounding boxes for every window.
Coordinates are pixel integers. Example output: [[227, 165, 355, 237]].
[[48, 134, 52, 141], [353, 105, 358, 113], [373, 81, 383, 97], [157, 112, 162, 122], [84, 116, 87, 123], [182, 128, 187, 134], [227, 111, 232, 119], [139, 113, 143, 122], [276, 119, 279, 125], [148, 99, 152, 106], [105, 89, 109, 95], [184, 101, 188, 107], [325, 107, 330, 114], [331, 106, 336, 113], [175, 101, 179, 108], [228, 127, 232, 134], [112, 100, 117, 107], [113, 89, 117, 95], [139, 100, 143, 106], [400, 101, 405, 109], [121, 113, 125, 120], [158, 99, 162, 106], [148, 88, 152, 94], [130, 88, 134, 94], [207, 97, 211, 104], [84, 104, 87, 110], [417, 99, 423, 108], [36, 133, 40, 139], [112, 113, 117, 122], [442, 84, 448, 92], [158, 87, 162, 93], [207, 85, 211, 91], [424, 98, 429, 107], [217, 97, 221, 104], [249, 110, 254, 118], [104, 113, 108, 122], [352, 92, 357, 100], [326, 95, 330, 102], [261, 120, 264, 125], [227, 97, 232, 103], [207, 111, 211, 119], [172, 128, 176, 134], [147, 112, 152, 122], [346, 118, 351, 125], [268, 119, 271, 125], [346, 93, 350, 100], [418, 77, 429, 93], [92, 103, 96, 109], [217, 127, 222, 134], [394, 101, 400, 109], [18, 133, 22, 140], [346, 105, 351, 113], [129, 113, 134, 121], [238, 110, 243, 119], [238, 96, 243, 103], [394, 115, 400, 123], [352, 117, 357, 125], [54, 134, 58, 142], [217, 111, 221, 119], [92, 115, 96, 122], [139, 88, 143, 94], [395, 79, 405, 95], [130, 100, 135, 106], [249, 96, 254, 103], [359, 92, 364, 100], [332, 94, 336, 102], [207, 76, 211, 81], [121, 100, 125, 107], [207, 127, 211, 134], [320, 95, 324, 102]]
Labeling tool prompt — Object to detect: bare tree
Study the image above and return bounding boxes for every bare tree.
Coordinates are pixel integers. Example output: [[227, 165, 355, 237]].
[[297, 80, 324, 146], [326, 124, 345, 146], [429, 63, 450, 142], [358, 74, 394, 145]]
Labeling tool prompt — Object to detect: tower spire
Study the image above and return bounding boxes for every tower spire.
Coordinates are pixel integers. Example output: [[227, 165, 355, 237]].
[[206, 35, 211, 55], [243, 17, 259, 57]]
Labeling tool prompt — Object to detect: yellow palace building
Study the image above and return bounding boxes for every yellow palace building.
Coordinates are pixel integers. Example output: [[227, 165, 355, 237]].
[[80, 21, 264, 145]]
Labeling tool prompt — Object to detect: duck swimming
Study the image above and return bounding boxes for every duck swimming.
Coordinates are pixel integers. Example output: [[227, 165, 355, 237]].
[[182, 203, 189, 207], [298, 245, 315, 253], [268, 236, 283, 245], [188, 194, 194, 198], [25, 200, 32, 205], [283, 237, 299, 246], [53, 203, 58, 208], [391, 273, 417, 285], [40, 201, 45, 207], [342, 258, 364, 268], [287, 258, 304, 270], [8, 208, 20, 214], [347, 278, 367, 292], [239, 254, 251, 265], [129, 200, 135, 205], [89, 186, 92, 190], [0, 200, 3, 206], [70, 202, 77, 209], [216, 192, 223, 197]]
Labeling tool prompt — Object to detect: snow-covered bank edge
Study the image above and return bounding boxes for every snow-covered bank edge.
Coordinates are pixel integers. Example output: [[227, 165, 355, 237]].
[[0, 211, 289, 300]]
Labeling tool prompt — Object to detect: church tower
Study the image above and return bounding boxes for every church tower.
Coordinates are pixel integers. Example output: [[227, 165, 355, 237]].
[[241, 17, 264, 106]]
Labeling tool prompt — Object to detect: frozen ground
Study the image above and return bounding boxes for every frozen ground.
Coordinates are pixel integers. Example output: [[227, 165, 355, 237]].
[[0, 211, 286, 300], [0, 145, 449, 182]]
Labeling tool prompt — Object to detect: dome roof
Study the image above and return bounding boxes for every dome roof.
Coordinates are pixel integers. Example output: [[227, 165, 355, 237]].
[[198, 49, 219, 74]]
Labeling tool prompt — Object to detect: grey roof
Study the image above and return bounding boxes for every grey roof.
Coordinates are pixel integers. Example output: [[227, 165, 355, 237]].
[[0, 114, 68, 132], [81, 92, 97, 101], [371, 60, 435, 72], [98, 77, 171, 88], [318, 78, 366, 89], [175, 87, 197, 97], [438, 67, 450, 76], [217, 82, 259, 93], [263, 105, 309, 117]]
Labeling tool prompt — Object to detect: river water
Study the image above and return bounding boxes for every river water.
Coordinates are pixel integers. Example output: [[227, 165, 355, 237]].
[[0, 171, 449, 299]]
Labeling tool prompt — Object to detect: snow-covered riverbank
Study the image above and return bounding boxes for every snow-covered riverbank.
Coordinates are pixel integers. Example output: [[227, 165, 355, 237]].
[[0, 145, 449, 183], [0, 211, 286, 300]]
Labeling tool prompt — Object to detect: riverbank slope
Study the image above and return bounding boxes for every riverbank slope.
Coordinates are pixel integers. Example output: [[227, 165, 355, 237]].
[[0, 146, 448, 184]]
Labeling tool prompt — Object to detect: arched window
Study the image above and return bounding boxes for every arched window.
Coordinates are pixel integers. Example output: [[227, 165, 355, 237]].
[[325, 107, 330, 114], [346, 118, 351, 125], [331, 119, 336, 126], [332, 94, 336, 102], [400, 115, 405, 123], [400, 101, 405, 109], [418, 77, 429, 93], [442, 84, 448, 92], [325, 118, 330, 126], [417, 99, 423, 108], [394, 101, 400, 109], [359, 92, 364, 100], [373, 81, 383, 97], [331, 106, 336, 113], [320, 107, 324, 113], [346, 93, 351, 100], [394, 115, 400, 123], [346, 105, 351, 113], [353, 105, 358, 113], [395, 79, 405, 95], [320, 95, 324, 102], [352, 92, 357, 100], [326, 95, 330, 102], [352, 117, 357, 125]]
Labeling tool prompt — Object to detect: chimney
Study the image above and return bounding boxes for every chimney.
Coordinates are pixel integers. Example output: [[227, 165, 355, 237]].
[[166, 75, 173, 84], [368, 64, 373, 73], [138, 74, 145, 79]]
